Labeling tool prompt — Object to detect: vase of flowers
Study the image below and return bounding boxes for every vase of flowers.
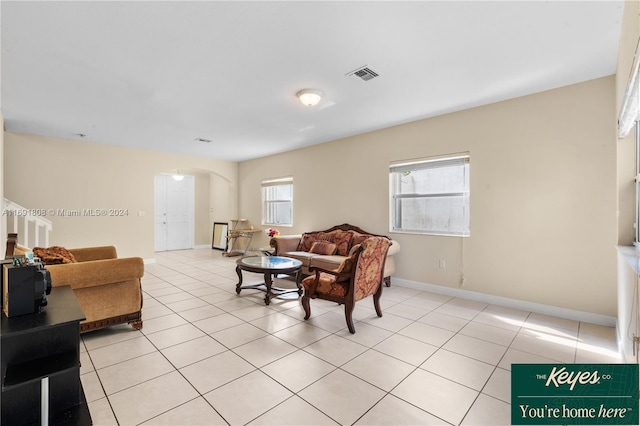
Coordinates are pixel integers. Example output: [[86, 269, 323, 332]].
[[266, 228, 280, 237]]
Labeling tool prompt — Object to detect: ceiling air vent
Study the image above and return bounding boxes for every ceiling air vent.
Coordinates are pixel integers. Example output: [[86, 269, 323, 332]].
[[346, 65, 379, 82], [194, 137, 212, 143]]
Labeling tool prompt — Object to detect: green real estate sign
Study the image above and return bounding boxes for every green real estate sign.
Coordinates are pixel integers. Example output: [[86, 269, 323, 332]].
[[512, 364, 639, 425]]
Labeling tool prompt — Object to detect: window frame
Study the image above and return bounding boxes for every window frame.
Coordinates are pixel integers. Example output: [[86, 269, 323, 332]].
[[261, 177, 293, 227], [389, 154, 470, 237]]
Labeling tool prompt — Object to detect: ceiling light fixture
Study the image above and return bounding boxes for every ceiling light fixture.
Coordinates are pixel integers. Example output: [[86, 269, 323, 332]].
[[173, 169, 185, 181], [296, 89, 323, 107]]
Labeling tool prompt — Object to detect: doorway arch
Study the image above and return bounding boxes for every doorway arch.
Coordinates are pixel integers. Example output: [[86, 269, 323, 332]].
[[154, 167, 236, 252]]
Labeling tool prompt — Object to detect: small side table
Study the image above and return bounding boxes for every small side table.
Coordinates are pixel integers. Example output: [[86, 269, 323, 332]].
[[235, 256, 302, 305], [1, 285, 91, 426]]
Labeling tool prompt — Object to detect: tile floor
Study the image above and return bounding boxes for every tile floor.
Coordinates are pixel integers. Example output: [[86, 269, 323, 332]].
[[81, 249, 621, 425]]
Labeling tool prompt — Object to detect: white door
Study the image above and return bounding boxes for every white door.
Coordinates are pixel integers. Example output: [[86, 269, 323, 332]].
[[154, 174, 195, 252]]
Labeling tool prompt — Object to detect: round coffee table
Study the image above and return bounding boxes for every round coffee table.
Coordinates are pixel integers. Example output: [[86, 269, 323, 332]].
[[235, 256, 303, 305]]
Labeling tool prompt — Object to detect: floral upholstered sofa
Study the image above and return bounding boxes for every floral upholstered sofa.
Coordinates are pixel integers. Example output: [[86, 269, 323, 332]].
[[269, 223, 400, 286]]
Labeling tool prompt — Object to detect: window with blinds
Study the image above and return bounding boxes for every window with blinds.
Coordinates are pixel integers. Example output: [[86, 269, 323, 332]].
[[619, 39, 640, 246], [389, 154, 470, 236], [261, 177, 293, 226]]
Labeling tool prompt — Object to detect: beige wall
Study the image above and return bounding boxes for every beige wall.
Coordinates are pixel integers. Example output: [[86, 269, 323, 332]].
[[239, 77, 618, 316], [210, 172, 234, 234], [3, 133, 238, 259], [194, 171, 210, 246]]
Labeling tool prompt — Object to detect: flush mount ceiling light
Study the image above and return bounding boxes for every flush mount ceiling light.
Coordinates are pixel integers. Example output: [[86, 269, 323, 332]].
[[296, 89, 323, 107], [173, 169, 185, 181]]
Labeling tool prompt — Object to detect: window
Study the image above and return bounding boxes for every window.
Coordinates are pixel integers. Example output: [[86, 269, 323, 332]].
[[618, 38, 640, 245], [390, 154, 470, 236], [262, 177, 293, 226]]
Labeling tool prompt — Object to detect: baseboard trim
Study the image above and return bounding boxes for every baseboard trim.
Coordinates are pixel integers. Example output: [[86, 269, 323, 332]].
[[144, 258, 157, 265], [193, 244, 211, 249], [392, 278, 616, 327]]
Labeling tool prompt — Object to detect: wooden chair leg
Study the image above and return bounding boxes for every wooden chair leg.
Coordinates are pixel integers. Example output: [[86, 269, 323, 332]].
[[384, 276, 391, 287], [302, 295, 311, 320], [345, 299, 356, 334], [373, 285, 383, 318]]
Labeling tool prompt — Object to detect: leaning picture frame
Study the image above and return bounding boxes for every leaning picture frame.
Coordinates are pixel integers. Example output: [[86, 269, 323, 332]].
[[212, 222, 228, 250]]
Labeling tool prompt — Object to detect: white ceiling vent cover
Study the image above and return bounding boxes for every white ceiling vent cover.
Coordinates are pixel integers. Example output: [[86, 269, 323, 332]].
[[346, 65, 379, 82]]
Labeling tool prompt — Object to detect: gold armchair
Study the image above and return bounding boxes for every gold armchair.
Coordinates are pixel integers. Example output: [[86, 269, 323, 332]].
[[6, 235, 144, 333], [301, 236, 391, 333]]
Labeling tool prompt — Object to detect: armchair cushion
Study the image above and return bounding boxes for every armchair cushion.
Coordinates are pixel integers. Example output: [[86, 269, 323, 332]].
[[303, 273, 347, 298]]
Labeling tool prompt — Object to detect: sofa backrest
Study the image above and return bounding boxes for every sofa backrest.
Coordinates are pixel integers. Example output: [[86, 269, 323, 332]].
[[69, 246, 118, 262], [296, 223, 390, 256]]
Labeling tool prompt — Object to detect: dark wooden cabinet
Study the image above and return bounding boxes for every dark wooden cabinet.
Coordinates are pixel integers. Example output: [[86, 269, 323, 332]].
[[1, 285, 92, 425]]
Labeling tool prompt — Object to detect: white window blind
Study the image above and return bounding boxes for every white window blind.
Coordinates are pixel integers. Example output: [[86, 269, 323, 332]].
[[619, 40, 640, 138], [261, 177, 293, 226], [618, 40, 640, 246], [390, 154, 470, 236]]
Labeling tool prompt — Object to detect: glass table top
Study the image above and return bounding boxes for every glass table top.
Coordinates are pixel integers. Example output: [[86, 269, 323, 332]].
[[238, 256, 302, 270]]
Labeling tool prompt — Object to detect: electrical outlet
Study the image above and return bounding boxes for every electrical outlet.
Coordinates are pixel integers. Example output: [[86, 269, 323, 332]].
[[439, 260, 446, 269]]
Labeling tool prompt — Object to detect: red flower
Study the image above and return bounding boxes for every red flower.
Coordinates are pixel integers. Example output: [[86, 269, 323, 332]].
[[267, 228, 280, 237]]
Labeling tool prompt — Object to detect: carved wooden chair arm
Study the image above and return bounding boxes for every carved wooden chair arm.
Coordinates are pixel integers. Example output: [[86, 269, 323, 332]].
[[308, 265, 351, 281]]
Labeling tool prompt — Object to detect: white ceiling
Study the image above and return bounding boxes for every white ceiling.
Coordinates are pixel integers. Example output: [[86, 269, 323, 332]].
[[1, 1, 625, 162]]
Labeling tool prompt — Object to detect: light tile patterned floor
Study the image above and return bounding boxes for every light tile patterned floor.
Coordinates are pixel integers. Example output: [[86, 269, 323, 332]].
[[81, 249, 621, 425]]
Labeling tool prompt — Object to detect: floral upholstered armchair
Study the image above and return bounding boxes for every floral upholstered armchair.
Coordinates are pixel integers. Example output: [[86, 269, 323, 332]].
[[301, 236, 391, 334]]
